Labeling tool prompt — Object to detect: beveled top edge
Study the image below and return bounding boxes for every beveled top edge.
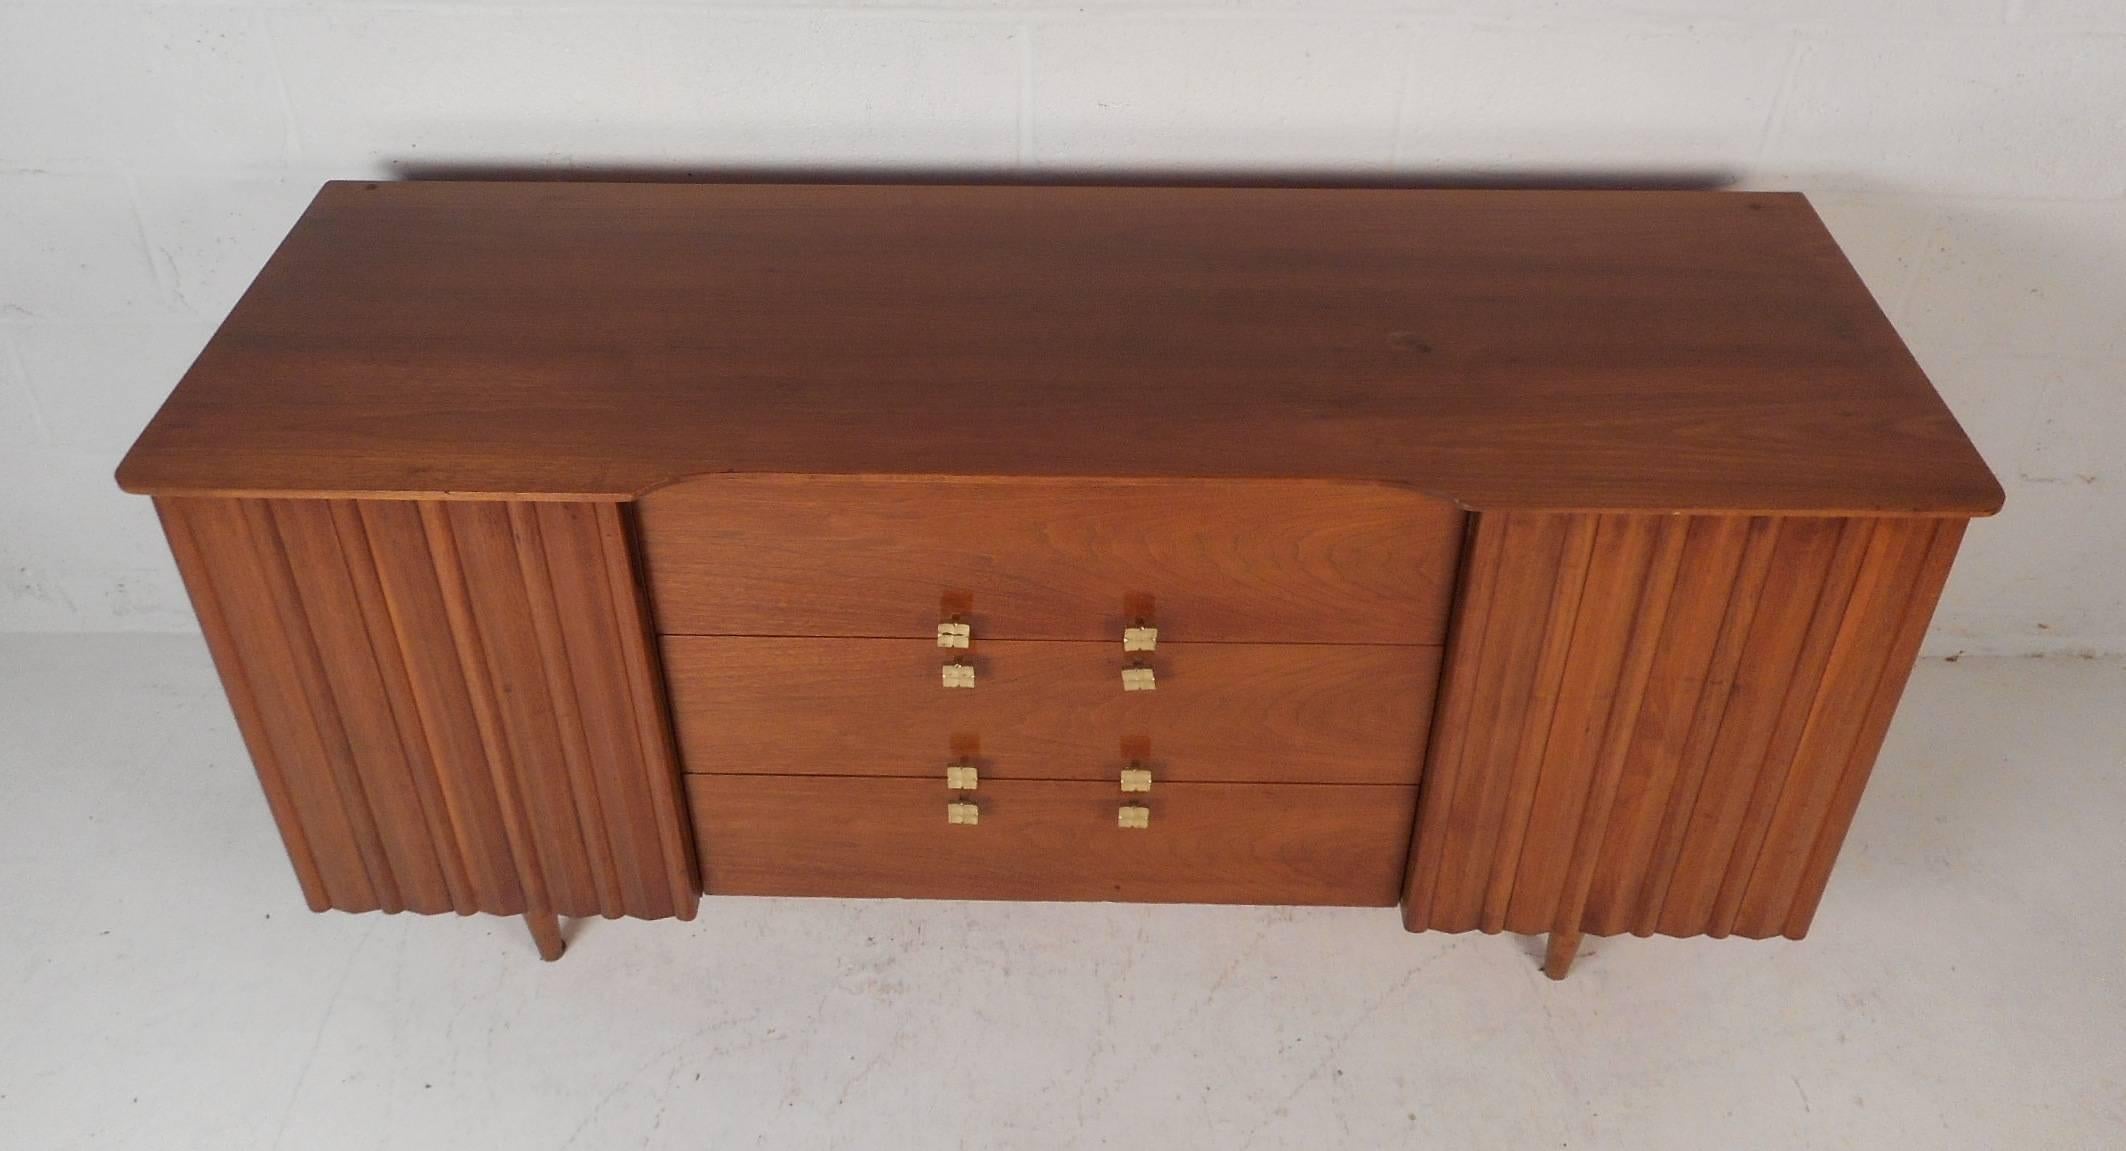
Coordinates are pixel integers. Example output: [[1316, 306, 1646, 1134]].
[[117, 181, 2003, 516]]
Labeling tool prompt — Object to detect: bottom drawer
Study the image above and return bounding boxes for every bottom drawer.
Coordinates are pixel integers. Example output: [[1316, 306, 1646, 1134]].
[[686, 776, 1416, 906]]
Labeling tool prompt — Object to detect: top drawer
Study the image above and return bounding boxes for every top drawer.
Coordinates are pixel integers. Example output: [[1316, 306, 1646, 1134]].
[[634, 476, 1465, 644]]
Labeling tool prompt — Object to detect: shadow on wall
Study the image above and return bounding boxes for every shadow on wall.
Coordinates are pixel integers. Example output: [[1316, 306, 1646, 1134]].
[[383, 160, 1739, 192]]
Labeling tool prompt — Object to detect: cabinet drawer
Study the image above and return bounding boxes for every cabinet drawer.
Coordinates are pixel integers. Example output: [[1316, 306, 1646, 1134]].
[[687, 775, 1416, 905], [634, 476, 1464, 644], [663, 636, 1439, 785]]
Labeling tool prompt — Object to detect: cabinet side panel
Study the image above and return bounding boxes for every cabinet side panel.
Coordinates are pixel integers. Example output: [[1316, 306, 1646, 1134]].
[[158, 498, 340, 912], [153, 496, 695, 922], [1775, 519, 1965, 938], [1656, 518, 1869, 937], [1404, 511, 1966, 942]]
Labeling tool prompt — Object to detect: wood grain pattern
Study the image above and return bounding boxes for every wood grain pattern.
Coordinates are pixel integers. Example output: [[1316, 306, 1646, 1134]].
[[1402, 510, 1966, 942], [120, 180, 2005, 968], [661, 636, 1440, 785], [688, 775, 1417, 905], [116, 182, 2001, 515], [635, 476, 1463, 645], [157, 495, 697, 922]]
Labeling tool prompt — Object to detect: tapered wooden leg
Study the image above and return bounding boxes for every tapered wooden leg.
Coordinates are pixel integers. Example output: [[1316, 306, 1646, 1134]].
[[1543, 928, 1581, 980], [525, 910, 566, 961]]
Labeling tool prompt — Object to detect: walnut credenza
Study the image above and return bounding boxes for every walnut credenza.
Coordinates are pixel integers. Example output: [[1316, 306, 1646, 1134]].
[[118, 182, 2000, 977]]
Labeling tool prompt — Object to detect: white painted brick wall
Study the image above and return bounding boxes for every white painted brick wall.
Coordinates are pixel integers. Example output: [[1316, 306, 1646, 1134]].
[[1, 0, 2120, 653]]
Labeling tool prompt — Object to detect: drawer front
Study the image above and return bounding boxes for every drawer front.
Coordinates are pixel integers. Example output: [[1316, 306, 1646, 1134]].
[[663, 636, 1439, 785], [635, 476, 1464, 644], [687, 775, 1416, 905]]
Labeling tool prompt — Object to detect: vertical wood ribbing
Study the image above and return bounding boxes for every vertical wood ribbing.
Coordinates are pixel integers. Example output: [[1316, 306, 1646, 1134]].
[[185, 500, 376, 910], [540, 502, 649, 915], [157, 495, 696, 935], [447, 502, 598, 914], [1633, 516, 1781, 937], [275, 499, 452, 914], [360, 501, 523, 915], [599, 503, 701, 921], [536, 502, 686, 918], [422, 501, 563, 934], [1732, 520, 1933, 935], [157, 500, 331, 912], [1657, 518, 1843, 936], [1541, 517, 1689, 949], [1501, 515, 1661, 932], [1781, 519, 1965, 937], [1479, 514, 1597, 932], [1403, 517, 1502, 931], [1429, 515, 1576, 929], [1402, 510, 1971, 946], [329, 501, 477, 914], [1705, 517, 1875, 938], [1581, 515, 1750, 936], [252, 500, 404, 913], [509, 503, 625, 918]]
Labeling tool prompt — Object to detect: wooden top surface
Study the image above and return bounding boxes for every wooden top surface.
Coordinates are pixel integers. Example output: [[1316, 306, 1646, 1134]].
[[117, 181, 2001, 514]]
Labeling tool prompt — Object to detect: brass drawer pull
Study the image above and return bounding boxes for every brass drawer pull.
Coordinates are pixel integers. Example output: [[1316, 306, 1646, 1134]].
[[945, 763, 978, 790], [936, 620, 971, 649], [1117, 803, 1150, 829], [1122, 625, 1158, 652], [942, 660, 976, 688], [1121, 664, 1155, 692], [1119, 766, 1152, 793], [947, 800, 980, 826]]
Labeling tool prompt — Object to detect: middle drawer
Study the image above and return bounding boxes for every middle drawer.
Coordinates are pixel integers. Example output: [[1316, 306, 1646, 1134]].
[[662, 636, 1441, 786]]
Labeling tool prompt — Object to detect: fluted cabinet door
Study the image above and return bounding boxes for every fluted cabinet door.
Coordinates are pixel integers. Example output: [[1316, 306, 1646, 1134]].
[[156, 496, 698, 927], [1404, 511, 1966, 945]]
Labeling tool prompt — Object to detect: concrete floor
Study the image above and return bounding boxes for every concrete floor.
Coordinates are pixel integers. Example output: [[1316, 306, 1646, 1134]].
[[0, 634, 2120, 1149]]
